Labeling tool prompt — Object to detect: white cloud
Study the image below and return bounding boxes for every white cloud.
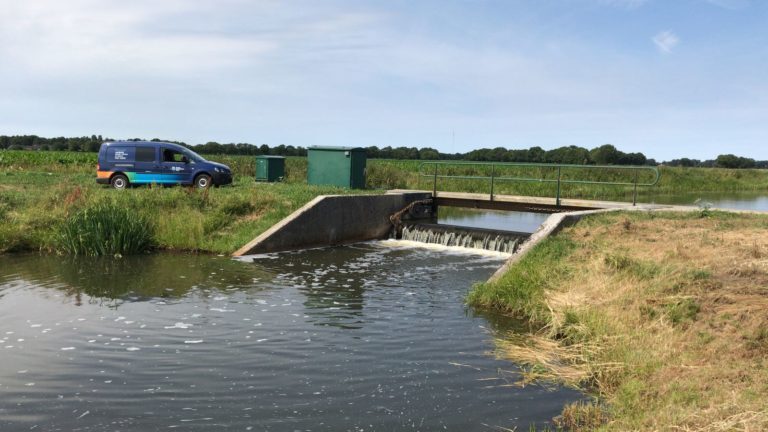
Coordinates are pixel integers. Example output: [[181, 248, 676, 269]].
[[652, 30, 679, 54], [0, 0, 383, 80]]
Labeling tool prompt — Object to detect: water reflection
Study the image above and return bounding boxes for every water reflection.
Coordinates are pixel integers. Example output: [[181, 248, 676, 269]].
[[437, 207, 548, 233], [646, 192, 768, 211], [0, 245, 581, 431], [264, 247, 370, 329], [0, 254, 274, 306]]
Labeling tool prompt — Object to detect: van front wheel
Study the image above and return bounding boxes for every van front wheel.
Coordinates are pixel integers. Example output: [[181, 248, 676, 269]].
[[194, 174, 212, 189], [111, 174, 129, 190]]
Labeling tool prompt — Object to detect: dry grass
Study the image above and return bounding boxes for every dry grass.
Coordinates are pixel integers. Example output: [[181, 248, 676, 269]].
[[477, 211, 768, 431]]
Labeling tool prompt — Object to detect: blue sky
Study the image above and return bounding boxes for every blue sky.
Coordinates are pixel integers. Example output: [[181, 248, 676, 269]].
[[1, 0, 766, 161]]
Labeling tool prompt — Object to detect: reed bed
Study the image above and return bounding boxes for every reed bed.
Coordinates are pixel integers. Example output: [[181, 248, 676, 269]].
[[57, 201, 154, 256]]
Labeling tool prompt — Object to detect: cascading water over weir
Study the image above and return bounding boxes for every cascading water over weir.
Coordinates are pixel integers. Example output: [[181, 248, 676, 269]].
[[388, 199, 531, 254], [399, 223, 528, 253]]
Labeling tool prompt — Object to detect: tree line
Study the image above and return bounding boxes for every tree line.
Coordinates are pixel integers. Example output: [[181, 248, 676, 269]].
[[0, 134, 765, 168], [664, 154, 768, 169]]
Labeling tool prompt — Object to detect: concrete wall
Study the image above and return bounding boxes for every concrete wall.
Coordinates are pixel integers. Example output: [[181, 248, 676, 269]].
[[233, 192, 432, 256]]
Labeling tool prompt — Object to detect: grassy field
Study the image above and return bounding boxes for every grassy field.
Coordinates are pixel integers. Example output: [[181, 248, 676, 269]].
[[4, 150, 768, 200], [468, 211, 768, 430], [2, 148, 768, 256], [0, 156, 366, 255]]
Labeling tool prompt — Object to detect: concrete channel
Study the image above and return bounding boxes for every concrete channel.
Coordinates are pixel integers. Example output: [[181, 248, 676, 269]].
[[234, 190, 725, 282], [233, 192, 431, 256]]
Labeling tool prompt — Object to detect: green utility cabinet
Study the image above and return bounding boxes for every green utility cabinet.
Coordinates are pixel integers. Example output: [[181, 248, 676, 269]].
[[255, 155, 286, 182], [307, 146, 366, 189]]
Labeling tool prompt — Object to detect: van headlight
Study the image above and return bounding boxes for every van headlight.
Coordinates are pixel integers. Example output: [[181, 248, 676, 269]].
[[214, 167, 223, 173]]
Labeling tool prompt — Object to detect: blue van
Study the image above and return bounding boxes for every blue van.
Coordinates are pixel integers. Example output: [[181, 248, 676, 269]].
[[96, 141, 232, 189]]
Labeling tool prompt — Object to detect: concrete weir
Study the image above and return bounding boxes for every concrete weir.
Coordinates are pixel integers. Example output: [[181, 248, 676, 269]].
[[233, 192, 431, 256]]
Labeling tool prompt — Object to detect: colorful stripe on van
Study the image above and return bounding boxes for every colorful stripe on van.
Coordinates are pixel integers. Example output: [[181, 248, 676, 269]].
[[96, 170, 188, 184]]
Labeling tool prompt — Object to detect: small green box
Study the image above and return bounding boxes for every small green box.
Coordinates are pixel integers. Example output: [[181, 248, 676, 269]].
[[307, 146, 366, 189], [255, 155, 286, 182]]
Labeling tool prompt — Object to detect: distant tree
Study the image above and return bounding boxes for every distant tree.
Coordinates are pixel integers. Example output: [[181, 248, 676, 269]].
[[507, 149, 529, 162], [666, 158, 699, 167], [617, 152, 647, 165], [527, 146, 546, 163], [4, 133, 767, 168], [545, 146, 590, 164], [715, 154, 755, 169], [365, 146, 380, 158], [589, 144, 620, 165], [419, 147, 440, 160]]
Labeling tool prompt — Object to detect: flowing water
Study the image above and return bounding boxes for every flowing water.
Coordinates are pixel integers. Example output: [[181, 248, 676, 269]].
[[400, 224, 526, 254], [0, 245, 579, 431]]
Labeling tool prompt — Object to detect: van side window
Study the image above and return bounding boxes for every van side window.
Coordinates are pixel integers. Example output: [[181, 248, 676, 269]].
[[136, 147, 156, 163], [163, 148, 187, 163]]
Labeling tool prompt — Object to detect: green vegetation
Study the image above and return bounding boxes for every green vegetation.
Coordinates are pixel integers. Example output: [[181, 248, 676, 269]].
[[0, 152, 365, 255], [369, 158, 768, 200], [3, 150, 768, 202], [2, 148, 768, 257], [57, 201, 154, 256], [469, 211, 768, 430], [466, 236, 576, 325], [4, 134, 768, 168]]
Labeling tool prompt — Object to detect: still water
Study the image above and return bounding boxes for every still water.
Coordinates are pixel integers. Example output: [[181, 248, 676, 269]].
[[438, 207, 548, 233], [0, 244, 578, 431], [646, 192, 768, 212], [436, 192, 768, 236]]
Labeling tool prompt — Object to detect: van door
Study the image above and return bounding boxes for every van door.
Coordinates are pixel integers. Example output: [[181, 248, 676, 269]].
[[160, 146, 193, 184], [133, 145, 160, 184]]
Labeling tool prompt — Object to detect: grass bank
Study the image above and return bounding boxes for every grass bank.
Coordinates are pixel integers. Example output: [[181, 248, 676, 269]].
[[469, 211, 768, 430], [0, 170, 366, 255]]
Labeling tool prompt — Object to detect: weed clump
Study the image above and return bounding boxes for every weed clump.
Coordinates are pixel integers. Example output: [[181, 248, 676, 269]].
[[553, 401, 608, 431], [664, 298, 700, 325], [57, 201, 154, 256]]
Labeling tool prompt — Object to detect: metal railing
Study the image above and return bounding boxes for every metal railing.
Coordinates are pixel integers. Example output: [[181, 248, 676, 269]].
[[418, 162, 660, 206]]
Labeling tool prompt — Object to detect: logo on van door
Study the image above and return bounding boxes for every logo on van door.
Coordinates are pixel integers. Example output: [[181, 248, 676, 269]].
[[171, 166, 185, 172]]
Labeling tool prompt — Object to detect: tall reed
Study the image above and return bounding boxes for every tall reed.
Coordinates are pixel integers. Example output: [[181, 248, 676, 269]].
[[57, 201, 154, 256]]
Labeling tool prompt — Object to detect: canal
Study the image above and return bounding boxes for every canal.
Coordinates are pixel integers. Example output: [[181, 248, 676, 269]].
[[0, 244, 579, 431], [437, 191, 768, 236]]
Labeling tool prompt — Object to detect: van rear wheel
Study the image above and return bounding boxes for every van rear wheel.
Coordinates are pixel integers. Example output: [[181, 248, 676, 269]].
[[111, 174, 129, 190], [194, 174, 212, 189]]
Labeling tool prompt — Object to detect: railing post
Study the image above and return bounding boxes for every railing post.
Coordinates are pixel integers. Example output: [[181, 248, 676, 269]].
[[556, 166, 562, 207], [432, 164, 438, 198], [490, 164, 495, 202], [633, 170, 638, 206]]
